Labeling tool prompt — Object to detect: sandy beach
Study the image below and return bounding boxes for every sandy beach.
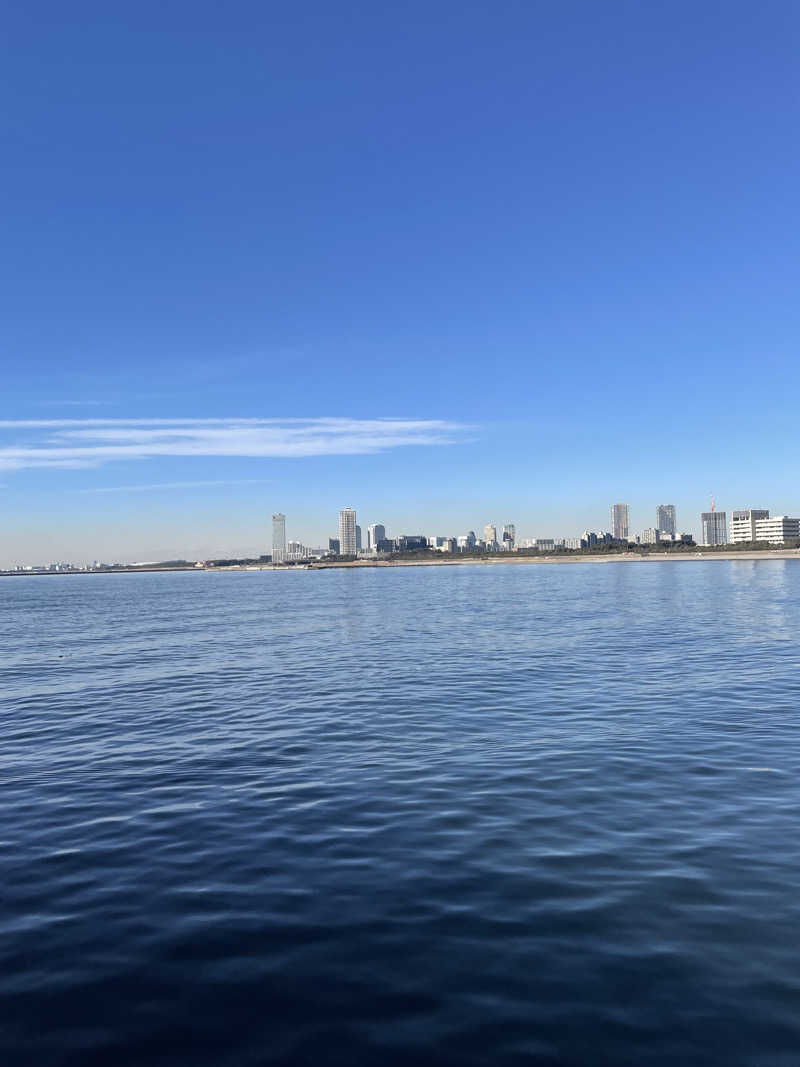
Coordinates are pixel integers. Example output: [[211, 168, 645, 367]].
[[306, 549, 800, 570]]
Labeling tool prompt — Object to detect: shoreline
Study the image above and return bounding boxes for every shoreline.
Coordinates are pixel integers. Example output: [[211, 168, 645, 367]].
[[307, 550, 800, 569], [3, 550, 800, 578]]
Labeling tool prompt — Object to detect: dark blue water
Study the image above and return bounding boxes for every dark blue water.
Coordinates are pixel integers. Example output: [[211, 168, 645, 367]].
[[3, 562, 800, 1065]]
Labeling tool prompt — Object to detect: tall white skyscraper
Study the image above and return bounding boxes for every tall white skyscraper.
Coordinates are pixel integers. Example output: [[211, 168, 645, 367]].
[[656, 505, 676, 537], [272, 513, 286, 563], [367, 523, 386, 550], [339, 508, 357, 555], [611, 503, 629, 540], [484, 523, 497, 545]]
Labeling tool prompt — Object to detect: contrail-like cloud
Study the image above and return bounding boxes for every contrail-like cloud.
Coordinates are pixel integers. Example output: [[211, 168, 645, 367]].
[[0, 417, 468, 471]]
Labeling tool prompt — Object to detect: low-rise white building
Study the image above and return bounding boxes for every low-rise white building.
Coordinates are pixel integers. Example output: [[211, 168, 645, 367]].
[[753, 516, 800, 545], [730, 509, 769, 543]]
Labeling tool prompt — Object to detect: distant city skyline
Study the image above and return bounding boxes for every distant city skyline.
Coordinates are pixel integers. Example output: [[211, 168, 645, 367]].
[[6, 490, 800, 568], [251, 497, 800, 569]]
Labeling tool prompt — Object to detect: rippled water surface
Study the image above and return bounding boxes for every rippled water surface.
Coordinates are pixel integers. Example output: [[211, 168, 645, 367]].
[[3, 562, 800, 1065]]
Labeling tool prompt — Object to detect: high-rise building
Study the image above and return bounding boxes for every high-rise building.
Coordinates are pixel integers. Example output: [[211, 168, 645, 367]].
[[611, 504, 629, 540], [484, 523, 497, 546], [503, 523, 516, 548], [701, 511, 728, 546], [656, 505, 676, 537], [730, 509, 770, 543], [641, 527, 660, 544], [328, 537, 340, 555], [339, 508, 357, 556], [355, 525, 362, 552], [272, 513, 286, 563], [367, 523, 386, 551]]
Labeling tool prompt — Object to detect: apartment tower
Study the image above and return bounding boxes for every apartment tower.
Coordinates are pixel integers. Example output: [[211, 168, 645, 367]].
[[656, 505, 676, 537], [272, 513, 286, 563], [611, 503, 629, 541], [339, 508, 358, 556]]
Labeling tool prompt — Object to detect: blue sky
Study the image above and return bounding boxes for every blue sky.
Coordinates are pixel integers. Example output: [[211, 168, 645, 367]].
[[2, 1, 799, 563]]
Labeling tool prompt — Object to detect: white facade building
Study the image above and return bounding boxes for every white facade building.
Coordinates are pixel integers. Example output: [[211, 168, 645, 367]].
[[367, 523, 386, 551], [753, 516, 800, 544], [730, 509, 770, 543], [339, 508, 358, 556], [286, 540, 306, 560], [272, 513, 286, 563], [640, 527, 660, 544], [484, 523, 497, 546]]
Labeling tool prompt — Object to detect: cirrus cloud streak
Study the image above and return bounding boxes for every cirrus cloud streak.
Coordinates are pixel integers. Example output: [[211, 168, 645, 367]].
[[0, 417, 468, 472]]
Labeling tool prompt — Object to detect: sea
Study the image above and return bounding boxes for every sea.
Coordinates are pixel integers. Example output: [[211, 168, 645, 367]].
[[3, 561, 800, 1066]]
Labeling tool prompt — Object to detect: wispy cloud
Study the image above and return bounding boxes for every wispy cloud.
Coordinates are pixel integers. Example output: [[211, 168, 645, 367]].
[[0, 417, 467, 472], [78, 478, 271, 494], [37, 399, 118, 408]]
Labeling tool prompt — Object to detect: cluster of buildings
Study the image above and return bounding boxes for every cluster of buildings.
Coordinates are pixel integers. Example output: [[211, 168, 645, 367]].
[[700, 508, 800, 547], [271, 511, 523, 561], [7, 562, 84, 573], [6, 502, 800, 574], [271, 501, 800, 563], [518, 505, 689, 552], [5, 560, 129, 573], [270, 505, 684, 562]]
